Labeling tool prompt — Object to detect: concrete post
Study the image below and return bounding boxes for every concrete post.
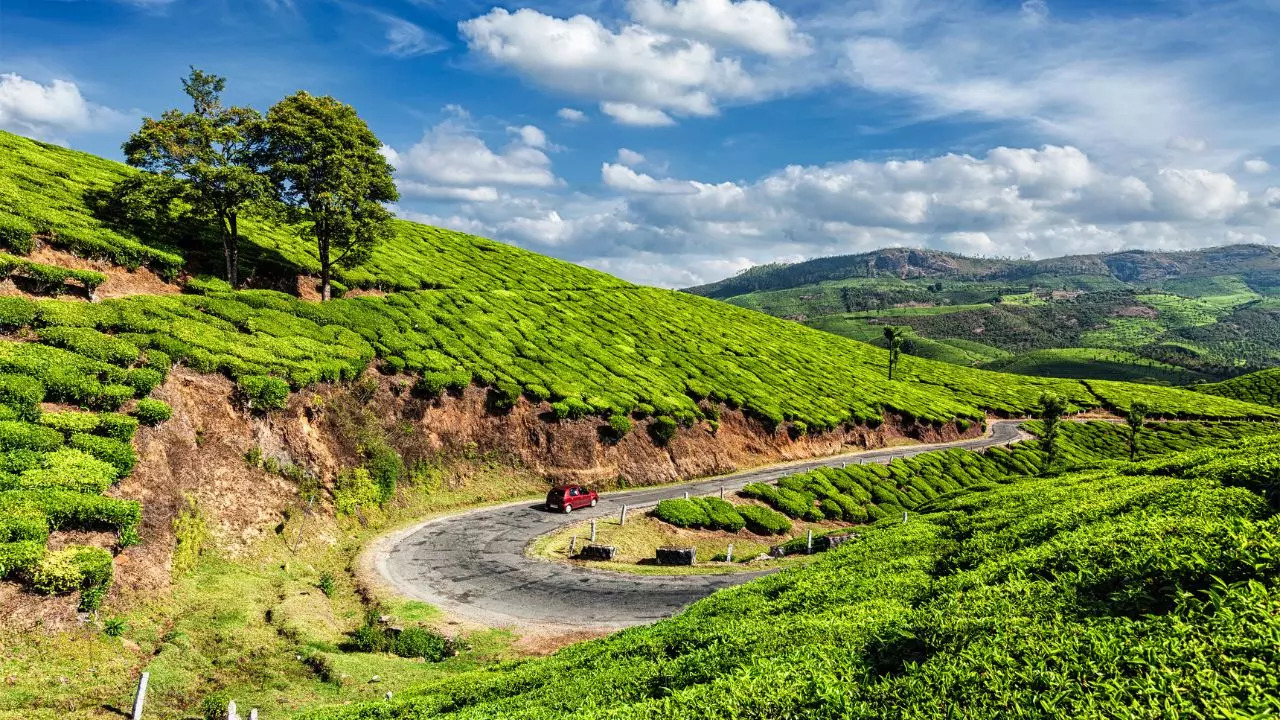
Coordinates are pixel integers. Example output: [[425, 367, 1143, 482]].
[[227, 701, 239, 720], [902, 512, 908, 524], [569, 536, 577, 554], [385, 691, 393, 701], [684, 491, 689, 500], [590, 519, 597, 543], [720, 486, 725, 500], [619, 505, 628, 524], [131, 672, 148, 720], [726, 543, 733, 563], [249, 711, 258, 720], [807, 530, 813, 554]]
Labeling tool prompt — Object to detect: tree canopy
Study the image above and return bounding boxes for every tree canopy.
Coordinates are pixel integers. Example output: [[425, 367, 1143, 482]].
[[260, 92, 397, 300]]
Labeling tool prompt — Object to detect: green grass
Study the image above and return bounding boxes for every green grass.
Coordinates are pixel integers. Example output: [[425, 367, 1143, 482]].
[[300, 430, 1280, 720], [978, 347, 1198, 384], [1196, 367, 1280, 408]]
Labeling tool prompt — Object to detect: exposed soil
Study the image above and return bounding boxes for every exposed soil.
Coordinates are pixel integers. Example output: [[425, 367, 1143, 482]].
[[31, 247, 184, 299], [2, 366, 978, 629]]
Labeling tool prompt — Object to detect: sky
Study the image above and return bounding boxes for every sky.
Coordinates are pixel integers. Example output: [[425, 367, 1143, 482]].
[[1, 0, 1278, 288]]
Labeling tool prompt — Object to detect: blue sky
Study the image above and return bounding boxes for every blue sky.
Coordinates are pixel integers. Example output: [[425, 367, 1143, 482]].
[[1, 0, 1278, 286]]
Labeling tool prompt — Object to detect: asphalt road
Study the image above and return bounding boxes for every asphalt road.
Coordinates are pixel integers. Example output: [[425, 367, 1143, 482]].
[[377, 420, 1029, 630]]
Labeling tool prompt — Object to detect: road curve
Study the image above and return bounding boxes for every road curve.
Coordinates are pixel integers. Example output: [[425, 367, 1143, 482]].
[[375, 420, 1029, 630]]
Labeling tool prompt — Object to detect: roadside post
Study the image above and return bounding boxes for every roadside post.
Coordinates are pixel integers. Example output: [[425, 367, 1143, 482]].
[[131, 672, 148, 720]]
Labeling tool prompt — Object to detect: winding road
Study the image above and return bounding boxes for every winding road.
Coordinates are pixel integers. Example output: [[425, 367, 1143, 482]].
[[373, 420, 1029, 630]]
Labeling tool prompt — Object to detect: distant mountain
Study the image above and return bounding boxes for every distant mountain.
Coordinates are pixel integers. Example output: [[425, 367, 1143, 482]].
[[686, 244, 1280, 382], [686, 245, 1280, 299]]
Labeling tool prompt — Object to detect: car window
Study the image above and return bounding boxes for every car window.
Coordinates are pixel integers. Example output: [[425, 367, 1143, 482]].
[[569, 488, 579, 496]]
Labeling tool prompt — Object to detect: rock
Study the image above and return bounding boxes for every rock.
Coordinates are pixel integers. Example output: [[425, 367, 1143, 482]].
[[655, 547, 696, 566], [578, 544, 617, 561]]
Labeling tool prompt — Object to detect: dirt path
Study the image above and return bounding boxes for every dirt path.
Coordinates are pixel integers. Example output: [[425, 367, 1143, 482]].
[[368, 420, 1030, 633]]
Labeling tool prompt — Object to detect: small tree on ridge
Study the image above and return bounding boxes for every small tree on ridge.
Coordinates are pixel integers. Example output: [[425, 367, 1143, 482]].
[[883, 326, 905, 381], [1126, 401, 1150, 461], [1037, 391, 1067, 471]]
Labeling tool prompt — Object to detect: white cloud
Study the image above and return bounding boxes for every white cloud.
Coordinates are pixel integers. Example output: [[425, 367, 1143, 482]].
[[1167, 136, 1208, 153], [557, 107, 588, 123], [617, 148, 646, 166], [508, 124, 548, 149], [1244, 158, 1271, 175], [459, 7, 798, 126], [601, 102, 676, 127], [601, 163, 698, 194], [402, 143, 1280, 287], [627, 0, 810, 57], [386, 112, 559, 205], [0, 73, 125, 141], [379, 13, 447, 57]]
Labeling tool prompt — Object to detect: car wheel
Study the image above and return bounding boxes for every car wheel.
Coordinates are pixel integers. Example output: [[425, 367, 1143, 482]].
[[563, 503, 572, 514], [590, 498, 597, 507]]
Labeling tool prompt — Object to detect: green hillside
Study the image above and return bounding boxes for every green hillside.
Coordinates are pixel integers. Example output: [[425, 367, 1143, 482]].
[[303, 432, 1280, 720], [688, 246, 1280, 380], [1197, 367, 1280, 408]]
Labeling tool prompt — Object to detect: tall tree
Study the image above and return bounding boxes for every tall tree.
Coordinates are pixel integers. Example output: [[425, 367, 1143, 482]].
[[260, 91, 397, 301], [883, 326, 905, 381], [1126, 401, 1150, 461], [1037, 392, 1067, 471], [122, 67, 266, 286]]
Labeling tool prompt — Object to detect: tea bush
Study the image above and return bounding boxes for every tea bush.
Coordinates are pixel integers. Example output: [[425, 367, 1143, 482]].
[[736, 505, 792, 535], [133, 398, 173, 425], [652, 499, 708, 528]]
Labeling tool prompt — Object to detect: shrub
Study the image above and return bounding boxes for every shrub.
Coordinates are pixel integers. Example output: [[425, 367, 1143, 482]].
[[124, 367, 165, 395], [738, 505, 792, 535], [96, 384, 136, 410], [366, 445, 404, 503], [392, 626, 454, 662], [0, 374, 44, 420], [0, 297, 36, 328], [0, 216, 35, 254], [653, 498, 710, 528], [0, 540, 43, 578], [237, 375, 290, 411], [143, 349, 172, 373], [133, 398, 172, 425], [604, 414, 633, 440], [37, 326, 140, 366], [96, 413, 139, 442], [69, 433, 136, 475], [334, 467, 380, 516], [29, 545, 113, 595], [819, 498, 844, 521], [0, 421, 63, 452], [489, 382, 522, 412], [551, 398, 593, 420], [317, 571, 336, 598], [697, 497, 746, 532], [649, 416, 678, 445], [38, 411, 100, 435]]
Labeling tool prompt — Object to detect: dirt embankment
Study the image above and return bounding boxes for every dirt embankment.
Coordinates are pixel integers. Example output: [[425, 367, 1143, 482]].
[[11, 368, 978, 617]]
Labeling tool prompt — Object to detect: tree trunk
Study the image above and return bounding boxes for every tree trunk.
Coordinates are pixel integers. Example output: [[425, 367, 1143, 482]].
[[319, 232, 331, 302], [227, 212, 239, 288]]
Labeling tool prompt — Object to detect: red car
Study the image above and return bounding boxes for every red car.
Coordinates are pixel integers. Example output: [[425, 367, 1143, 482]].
[[546, 485, 598, 513]]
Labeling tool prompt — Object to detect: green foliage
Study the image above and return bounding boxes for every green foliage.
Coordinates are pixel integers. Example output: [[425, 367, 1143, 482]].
[[0, 252, 105, 294], [102, 616, 127, 637], [37, 326, 139, 365], [334, 467, 380, 516], [365, 445, 404, 504], [1197, 367, 1280, 408], [392, 627, 453, 662], [171, 494, 210, 577], [29, 545, 113, 596], [133, 398, 173, 425], [317, 571, 336, 598], [0, 373, 44, 420], [0, 297, 37, 328], [0, 422, 64, 452], [652, 499, 708, 528], [261, 91, 398, 300], [0, 214, 35, 254], [736, 505, 792, 535], [123, 67, 270, 287], [69, 433, 136, 475], [237, 375, 290, 411], [305, 431, 1280, 720], [649, 416, 679, 444], [605, 414, 633, 440]]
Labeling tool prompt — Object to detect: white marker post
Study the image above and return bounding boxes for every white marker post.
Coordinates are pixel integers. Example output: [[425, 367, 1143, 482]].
[[569, 536, 577, 554], [807, 530, 813, 554], [131, 672, 149, 720], [720, 486, 725, 500], [684, 491, 689, 500], [726, 543, 734, 563], [227, 701, 239, 720], [902, 512, 908, 524], [249, 711, 259, 720], [619, 504, 628, 524], [590, 519, 597, 543]]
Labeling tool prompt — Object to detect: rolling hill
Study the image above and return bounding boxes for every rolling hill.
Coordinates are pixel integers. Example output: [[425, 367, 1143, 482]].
[[687, 246, 1280, 381], [3, 127, 1280, 719]]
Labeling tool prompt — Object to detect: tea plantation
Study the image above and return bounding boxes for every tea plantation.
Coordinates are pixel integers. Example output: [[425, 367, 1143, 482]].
[[1196, 367, 1280, 408], [303, 432, 1280, 719], [1, 125, 1278, 617]]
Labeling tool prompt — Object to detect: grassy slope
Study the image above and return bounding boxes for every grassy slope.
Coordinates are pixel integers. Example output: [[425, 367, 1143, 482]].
[[303, 431, 1280, 720], [1197, 367, 1280, 408], [690, 241, 1280, 380], [978, 348, 1198, 385], [2, 128, 1275, 426]]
